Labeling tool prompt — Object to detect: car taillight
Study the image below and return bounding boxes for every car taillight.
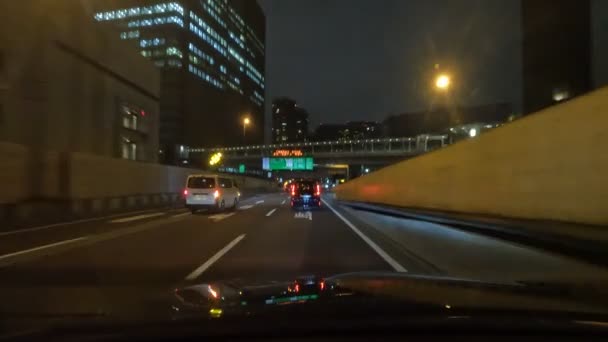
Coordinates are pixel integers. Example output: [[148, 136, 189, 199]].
[[315, 184, 321, 196], [183, 189, 188, 196], [291, 184, 296, 197], [213, 190, 220, 198]]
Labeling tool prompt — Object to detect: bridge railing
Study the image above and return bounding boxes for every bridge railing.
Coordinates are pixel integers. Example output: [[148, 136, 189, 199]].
[[188, 135, 448, 157]]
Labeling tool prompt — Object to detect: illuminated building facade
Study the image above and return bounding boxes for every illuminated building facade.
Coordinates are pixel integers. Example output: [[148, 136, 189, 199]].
[[92, 0, 265, 163]]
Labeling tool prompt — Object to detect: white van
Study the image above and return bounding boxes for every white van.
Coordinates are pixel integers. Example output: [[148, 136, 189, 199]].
[[184, 174, 240, 213]]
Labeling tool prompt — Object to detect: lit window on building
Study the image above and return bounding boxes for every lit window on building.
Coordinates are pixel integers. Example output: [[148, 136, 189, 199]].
[[189, 23, 226, 56], [121, 137, 137, 160], [167, 59, 183, 68], [120, 30, 140, 39], [202, 1, 227, 28], [94, 2, 184, 22], [127, 16, 184, 28], [188, 43, 214, 65], [140, 38, 165, 48], [166, 47, 183, 58], [188, 64, 224, 90], [189, 12, 227, 47]]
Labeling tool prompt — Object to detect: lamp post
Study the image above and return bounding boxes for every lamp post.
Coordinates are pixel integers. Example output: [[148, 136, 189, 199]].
[[242, 117, 251, 144]]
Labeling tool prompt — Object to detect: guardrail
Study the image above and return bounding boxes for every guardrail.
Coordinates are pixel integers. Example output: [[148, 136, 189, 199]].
[[187, 135, 449, 157]]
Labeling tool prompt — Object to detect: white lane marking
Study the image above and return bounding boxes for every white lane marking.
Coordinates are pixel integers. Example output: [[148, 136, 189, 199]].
[[281, 200, 286, 205], [109, 213, 165, 224], [322, 199, 408, 273], [208, 213, 236, 222], [255, 200, 265, 204], [185, 234, 246, 280], [266, 208, 277, 217], [171, 212, 191, 219], [294, 211, 312, 220], [0, 237, 88, 261], [239, 205, 254, 210], [0, 208, 165, 237]]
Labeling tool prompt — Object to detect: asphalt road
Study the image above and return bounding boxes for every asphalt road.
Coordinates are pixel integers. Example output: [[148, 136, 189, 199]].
[[1, 192, 608, 321]]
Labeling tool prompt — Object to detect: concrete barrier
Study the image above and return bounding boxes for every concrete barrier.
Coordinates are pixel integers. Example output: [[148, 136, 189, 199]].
[[0, 142, 277, 229], [335, 87, 608, 226]]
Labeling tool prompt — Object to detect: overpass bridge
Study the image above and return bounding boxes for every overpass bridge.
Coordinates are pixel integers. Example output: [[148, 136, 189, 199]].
[[186, 135, 449, 168]]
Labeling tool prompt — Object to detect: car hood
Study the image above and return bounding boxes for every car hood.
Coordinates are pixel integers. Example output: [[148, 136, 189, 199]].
[[5, 272, 608, 338], [171, 271, 608, 320]]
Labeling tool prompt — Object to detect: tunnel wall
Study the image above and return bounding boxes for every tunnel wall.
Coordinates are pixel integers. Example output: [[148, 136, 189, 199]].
[[335, 87, 608, 225], [0, 142, 277, 228]]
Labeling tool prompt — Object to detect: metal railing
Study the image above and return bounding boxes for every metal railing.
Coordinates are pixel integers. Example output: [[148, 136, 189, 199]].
[[188, 135, 448, 157]]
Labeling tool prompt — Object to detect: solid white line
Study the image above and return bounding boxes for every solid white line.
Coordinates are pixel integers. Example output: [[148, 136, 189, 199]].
[[185, 234, 246, 280], [0, 237, 88, 261], [322, 200, 408, 273], [171, 212, 191, 219], [255, 200, 264, 204], [266, 208, 277, 217], [239, 205, 254, 210], [110, 213, 165, 224], [0, 209, 163, 237], [281, 200, 286, 205]]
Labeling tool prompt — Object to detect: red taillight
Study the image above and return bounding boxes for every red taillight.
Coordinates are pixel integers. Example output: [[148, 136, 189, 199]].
[[183, 189, 188, 196], [294, 283, 300, 293], [319, 281, 325, 291], [290, 184, 296, 197], [213, 190, 220, 199], [314, 184, 321, 196]]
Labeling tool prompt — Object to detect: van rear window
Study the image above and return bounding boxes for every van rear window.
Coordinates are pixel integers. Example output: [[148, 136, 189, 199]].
[[187, 177, 215, 189]]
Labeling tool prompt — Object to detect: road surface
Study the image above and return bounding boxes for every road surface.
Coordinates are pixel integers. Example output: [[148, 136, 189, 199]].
[[1, 192, 607, 320]]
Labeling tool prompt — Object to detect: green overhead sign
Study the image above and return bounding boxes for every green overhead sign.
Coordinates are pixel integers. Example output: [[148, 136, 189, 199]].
[[263, 157, 314, 171]]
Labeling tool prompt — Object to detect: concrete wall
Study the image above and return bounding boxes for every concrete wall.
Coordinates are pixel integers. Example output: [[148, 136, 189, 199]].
[[0, 0, 160, 162], [335, 87, 608, 225], [0, 141, 277, 228]]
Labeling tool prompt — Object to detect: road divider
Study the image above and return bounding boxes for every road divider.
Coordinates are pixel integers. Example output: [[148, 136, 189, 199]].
[[266, 208, 277, 217], [110, 213, 165, 224], [322, 199, 408, 273], [185, 234, 246, 280]]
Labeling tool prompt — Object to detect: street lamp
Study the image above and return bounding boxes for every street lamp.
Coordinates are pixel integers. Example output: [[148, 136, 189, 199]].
[[242, 116, 251, 143], [435, 74, 451, 91]]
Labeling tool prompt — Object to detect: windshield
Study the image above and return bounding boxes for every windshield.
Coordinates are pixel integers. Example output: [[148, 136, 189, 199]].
[[296, 181, 316, 194], [187, 177, 216, 189], [2, 0, 608, 337]]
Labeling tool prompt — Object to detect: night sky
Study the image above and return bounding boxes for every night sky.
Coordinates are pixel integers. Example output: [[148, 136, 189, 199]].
[[258, 0, 523, 130]]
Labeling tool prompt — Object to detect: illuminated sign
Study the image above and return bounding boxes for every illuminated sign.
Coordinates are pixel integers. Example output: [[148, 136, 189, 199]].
[[272, 149, 303, 157], [209, 152, 223, 166], [262, 157, 314, 171]]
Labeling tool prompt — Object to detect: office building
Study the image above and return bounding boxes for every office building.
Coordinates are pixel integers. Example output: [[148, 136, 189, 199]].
[[0, 1, 160, 162], [521, 0, 592, 114], [91, 0, 266, 162], [312, 121, 382, 141], [272, 97, 309, 143], [342, 121, 382, 140]]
